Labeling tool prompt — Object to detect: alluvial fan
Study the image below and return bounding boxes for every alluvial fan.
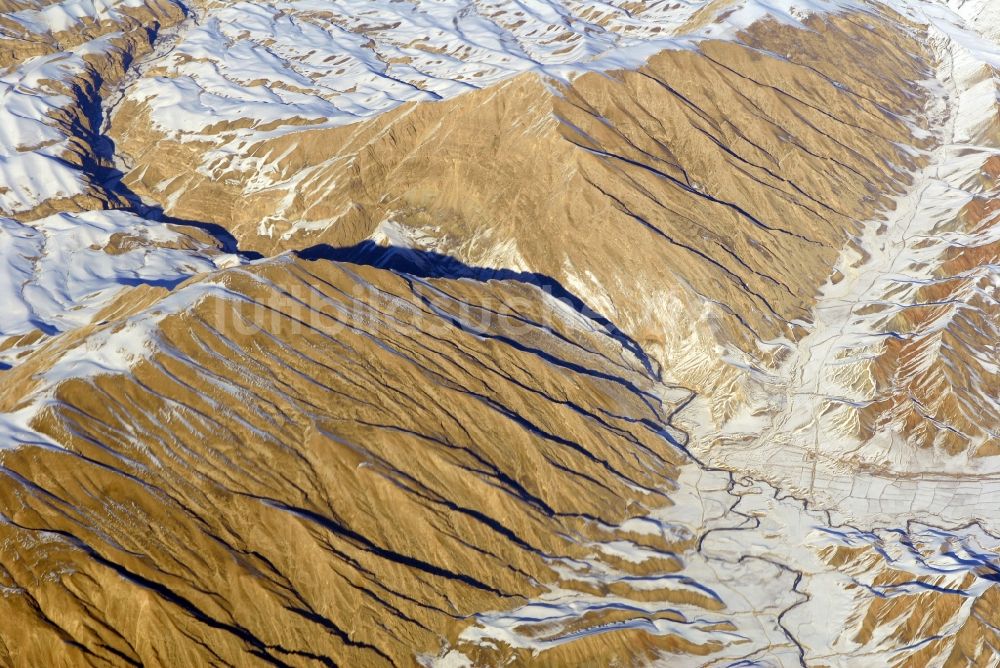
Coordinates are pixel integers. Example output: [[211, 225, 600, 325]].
[[0, 0, 997, 665]]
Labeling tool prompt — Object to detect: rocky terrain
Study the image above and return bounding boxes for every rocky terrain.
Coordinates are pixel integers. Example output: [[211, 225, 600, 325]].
[[0, 0, 997, 665]]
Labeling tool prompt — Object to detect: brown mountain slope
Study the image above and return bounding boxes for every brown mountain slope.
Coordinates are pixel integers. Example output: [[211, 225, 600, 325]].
[[0, 255, 707, 666], [112, 10, 933, 416], [1, 1, 996, 664], [2, 255, 995, 667]]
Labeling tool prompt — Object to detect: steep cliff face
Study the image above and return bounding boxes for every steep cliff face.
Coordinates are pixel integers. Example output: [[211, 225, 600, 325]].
[[0, 0, 998, 665]]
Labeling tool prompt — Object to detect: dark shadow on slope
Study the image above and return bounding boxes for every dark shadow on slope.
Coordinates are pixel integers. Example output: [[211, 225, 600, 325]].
[[120, 203, 264, 261], [27, 319, 60, 337], [81, 48, 648, 374], [93, 148, 263, 261], [115, 275, 193, 290], [83, 59, 263, 262], [297, 241, 658, 379]]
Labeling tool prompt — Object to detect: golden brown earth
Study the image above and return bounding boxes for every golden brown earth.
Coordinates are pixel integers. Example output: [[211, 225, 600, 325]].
[[0, 0, 997, 665]]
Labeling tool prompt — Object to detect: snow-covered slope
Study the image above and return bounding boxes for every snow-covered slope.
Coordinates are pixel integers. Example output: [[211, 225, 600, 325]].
[[0, 0, 186, 216], [117, 0, 954, 138], [0, 210, 239, 363], [2, 254, 998, 667], [120, 0, 714, 137], [109, 0, 938, 205]]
